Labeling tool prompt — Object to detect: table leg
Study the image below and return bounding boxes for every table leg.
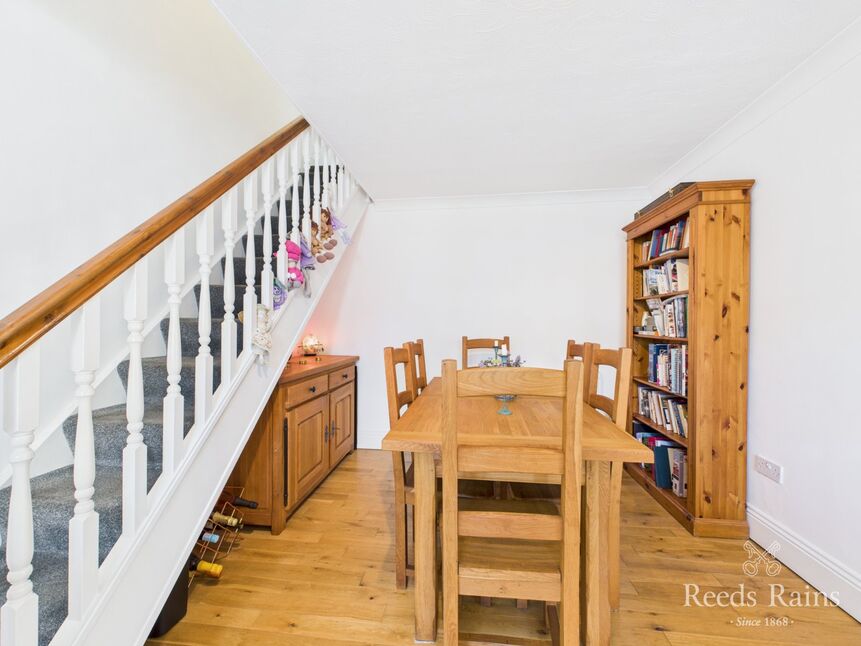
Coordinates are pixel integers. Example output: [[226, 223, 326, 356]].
[[414, 452, 437, 642], [608, 461, 623, 610], [584, 461, 610, 646]]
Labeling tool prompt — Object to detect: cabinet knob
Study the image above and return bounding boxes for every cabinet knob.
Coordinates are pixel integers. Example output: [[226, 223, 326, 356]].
[[309, 386, 317, 393], [342, 373, 348, 379], [324, 424, 329, 441]]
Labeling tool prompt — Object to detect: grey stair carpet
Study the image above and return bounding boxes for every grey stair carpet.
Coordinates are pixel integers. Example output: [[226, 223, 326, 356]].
[[0, 198, 288, 645]]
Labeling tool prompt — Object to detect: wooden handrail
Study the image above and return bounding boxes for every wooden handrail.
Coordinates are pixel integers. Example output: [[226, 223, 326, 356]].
[[0, 116, 310, 370]]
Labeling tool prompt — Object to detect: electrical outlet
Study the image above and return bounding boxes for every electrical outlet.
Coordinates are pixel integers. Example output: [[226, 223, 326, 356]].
[[754, 455, 783, 484]]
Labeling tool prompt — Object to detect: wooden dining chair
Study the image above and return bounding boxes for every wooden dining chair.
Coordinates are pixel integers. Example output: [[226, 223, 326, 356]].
[[461, 335, 511, 368], [440, 359, 585, 644], [404, 338, 428, 398], [565, 339, 595, 364], [583, 344, 632, 611], [510, 340, 596, 503], [384, 345, 418, 590]]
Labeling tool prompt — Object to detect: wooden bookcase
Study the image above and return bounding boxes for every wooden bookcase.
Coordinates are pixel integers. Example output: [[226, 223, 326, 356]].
[[623, 180, 753, 538]]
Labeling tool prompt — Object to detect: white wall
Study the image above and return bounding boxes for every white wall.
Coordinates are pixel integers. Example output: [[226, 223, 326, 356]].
[[0, 0, 299, 318], [306, 190, 648, 450], [0, 1, 299, 475], [650, 19, 861, 620]]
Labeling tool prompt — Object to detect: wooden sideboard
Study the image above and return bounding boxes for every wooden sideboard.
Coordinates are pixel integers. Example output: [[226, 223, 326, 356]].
[[228, 354, 359, 534]]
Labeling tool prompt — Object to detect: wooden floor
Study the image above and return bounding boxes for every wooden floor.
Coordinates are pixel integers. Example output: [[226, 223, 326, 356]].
[[148, 450, 860, 645]]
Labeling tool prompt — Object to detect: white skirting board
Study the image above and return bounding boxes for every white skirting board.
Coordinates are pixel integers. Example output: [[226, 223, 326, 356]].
[[748, 505, 861, 622]]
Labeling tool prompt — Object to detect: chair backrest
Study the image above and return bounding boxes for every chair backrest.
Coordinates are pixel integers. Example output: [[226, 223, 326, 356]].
[[566, 339, 589, 361], [383, 346, 416, 427], [440, 359, 584, 635], [585, 344, 632, 430], [461, 335, 511, 368], [405, 338, 428, 397], [440, 358, 584, 536]]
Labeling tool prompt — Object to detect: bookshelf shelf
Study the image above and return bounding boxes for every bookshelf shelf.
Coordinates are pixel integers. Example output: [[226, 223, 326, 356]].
[[632, 377, 686, 398], [634, 249, 689, 269], [624, 180, 752, 539], [632, 413, 688, 448], [634, 290, 688, 301], [633, 334, 688, 343]]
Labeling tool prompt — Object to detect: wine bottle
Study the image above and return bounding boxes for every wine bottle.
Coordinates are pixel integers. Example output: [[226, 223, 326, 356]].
[[217, 492, 259, 509], [200, 532, 219, 544], [189, 555, 223, 579], [231, 496, 259, 509], [211, 511, 241, 528]]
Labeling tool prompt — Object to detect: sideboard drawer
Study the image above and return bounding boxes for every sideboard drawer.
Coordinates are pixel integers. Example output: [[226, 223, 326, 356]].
[[285, 374, 329, 409], [328, 365, 355, 390]]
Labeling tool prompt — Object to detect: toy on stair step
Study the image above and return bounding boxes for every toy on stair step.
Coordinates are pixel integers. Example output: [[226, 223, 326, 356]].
[[273, 277, 287, 310], [284, 240, 305, 290], [251, 304, 272, 365], [324, 208, 351, 246], [311, 221, 334, 263], [300, 234, 315, 271], [320, 208, 337, 250]]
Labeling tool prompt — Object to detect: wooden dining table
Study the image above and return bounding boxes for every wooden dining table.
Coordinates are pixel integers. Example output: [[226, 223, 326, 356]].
[[381, 377, 654, 645]]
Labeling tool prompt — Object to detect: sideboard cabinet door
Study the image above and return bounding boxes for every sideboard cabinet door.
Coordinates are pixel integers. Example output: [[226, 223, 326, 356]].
[[329, 382, 355, 467], [288, 394, 330, 505]]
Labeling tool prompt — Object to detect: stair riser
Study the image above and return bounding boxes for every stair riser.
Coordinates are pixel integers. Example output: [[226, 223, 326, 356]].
[[117, 358, 222, 398], [223, 255, 268, 287], [158, 318, 243, 361], [62, 410, 182, 470], [195, 284, 259, 321]]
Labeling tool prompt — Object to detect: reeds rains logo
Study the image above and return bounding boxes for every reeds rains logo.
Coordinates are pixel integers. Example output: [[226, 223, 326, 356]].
[[683, 540, 840, 611]]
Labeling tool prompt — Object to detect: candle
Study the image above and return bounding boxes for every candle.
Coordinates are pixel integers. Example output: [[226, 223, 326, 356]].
[[494, 340, 499, 348], [501, 344, 508, 355]]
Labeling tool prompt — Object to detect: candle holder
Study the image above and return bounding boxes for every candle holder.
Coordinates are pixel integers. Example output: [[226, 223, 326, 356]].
[[495, 394, 516, 416]]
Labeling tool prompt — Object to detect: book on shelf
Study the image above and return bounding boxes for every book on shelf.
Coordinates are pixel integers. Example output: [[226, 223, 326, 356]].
[[641, 295, 687, 338], [633, 421, 685, 492], [647, 343, 687, 395], [637, 385, 688, 438], [668, 447, 688, 497], [640, 219, 688, 261], [641, 259, 689, 295]]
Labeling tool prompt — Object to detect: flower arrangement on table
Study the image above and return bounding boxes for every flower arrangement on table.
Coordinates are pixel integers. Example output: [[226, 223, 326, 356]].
[[477, 344, 525, 368]]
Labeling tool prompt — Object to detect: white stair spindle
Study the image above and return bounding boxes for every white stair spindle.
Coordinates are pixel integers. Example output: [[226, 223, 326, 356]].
[[123, 260, 148, 535], [313, 135, 321, 236], [243, 171, 258, 353], [276, 149, 288, 283], [162, 228, 185, 475], [322, 147, 331, 212], [1, 347, 40, 646], [291, 143, 300, 245], [195, 207, 214, 428], [260, 158, 275, 309], [302, 134, 311, 244], [220, 187, 239, 385], [337, 163, 345, 212], [68, 298, 100, 619]]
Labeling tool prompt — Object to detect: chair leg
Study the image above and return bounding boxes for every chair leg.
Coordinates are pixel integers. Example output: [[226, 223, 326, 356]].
[[608, 461, 623, 610], [394, 500, 408, 590]]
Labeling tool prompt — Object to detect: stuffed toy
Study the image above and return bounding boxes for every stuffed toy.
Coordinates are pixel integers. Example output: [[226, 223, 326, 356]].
[[284, 240, 305, 289], [328, 209, 351, 245], [311, 222, 334, 263], [321, 209, 337, 250]]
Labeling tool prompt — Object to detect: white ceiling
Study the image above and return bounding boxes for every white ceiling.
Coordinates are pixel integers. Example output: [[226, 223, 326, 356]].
[[214, 1, 861, 199]]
